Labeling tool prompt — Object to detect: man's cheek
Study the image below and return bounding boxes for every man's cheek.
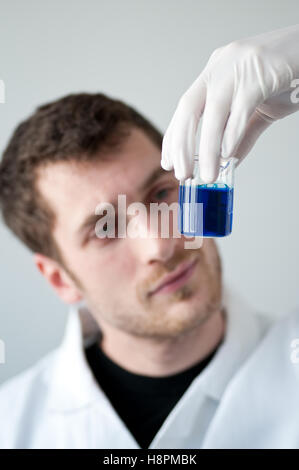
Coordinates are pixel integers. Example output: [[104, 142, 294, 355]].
[[112, 251, 137, 279]]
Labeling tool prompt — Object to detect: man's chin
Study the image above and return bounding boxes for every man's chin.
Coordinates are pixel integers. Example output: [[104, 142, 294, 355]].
[[145, 302, 215, 340]]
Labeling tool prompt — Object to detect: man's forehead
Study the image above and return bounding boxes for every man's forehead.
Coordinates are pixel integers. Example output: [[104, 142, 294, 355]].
[[36, 142, 166, 236], [37, 149, 162, 205], [37, 127, 162, 195]]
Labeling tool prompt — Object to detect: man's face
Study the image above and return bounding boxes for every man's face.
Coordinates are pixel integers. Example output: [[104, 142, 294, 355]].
[[37, 128, 222, 339]]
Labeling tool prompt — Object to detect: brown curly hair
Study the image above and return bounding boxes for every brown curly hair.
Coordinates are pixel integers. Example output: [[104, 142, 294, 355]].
[[0, 93, 162, 264]]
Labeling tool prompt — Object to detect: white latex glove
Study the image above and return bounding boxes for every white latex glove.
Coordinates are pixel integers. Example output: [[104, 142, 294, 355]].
[[161, 24, 299, 182]]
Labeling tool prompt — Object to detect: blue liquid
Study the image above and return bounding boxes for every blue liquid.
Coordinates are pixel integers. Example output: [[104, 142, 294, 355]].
[[179, 184, 234, 237]]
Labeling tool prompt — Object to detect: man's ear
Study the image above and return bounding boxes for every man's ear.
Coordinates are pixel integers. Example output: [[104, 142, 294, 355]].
[[33, 253, 83, 304]]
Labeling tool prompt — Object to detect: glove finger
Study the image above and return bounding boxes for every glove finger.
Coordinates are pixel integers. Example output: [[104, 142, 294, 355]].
[[231, 109, 273, 166], [162, 75, 207, 180], [161, 128, 174, 171], [221, 87, 264, 158], [169, 112, 198, 180], [198, 87, 232, 183]]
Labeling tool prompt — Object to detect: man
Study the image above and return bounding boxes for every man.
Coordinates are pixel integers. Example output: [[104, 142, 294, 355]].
[[0, 92, 272, 449]]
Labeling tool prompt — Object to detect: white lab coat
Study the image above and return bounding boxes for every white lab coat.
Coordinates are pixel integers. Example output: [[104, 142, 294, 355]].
[[202, 305, 299, 448], [0, 284, 277, 449]]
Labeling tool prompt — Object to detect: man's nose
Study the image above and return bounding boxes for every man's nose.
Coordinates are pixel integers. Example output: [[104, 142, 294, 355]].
[[135, 232, 181, 265], [127, 208, 182, 265]]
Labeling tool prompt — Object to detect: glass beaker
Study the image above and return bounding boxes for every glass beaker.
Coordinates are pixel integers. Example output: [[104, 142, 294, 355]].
[[178, 156, 237, 237]]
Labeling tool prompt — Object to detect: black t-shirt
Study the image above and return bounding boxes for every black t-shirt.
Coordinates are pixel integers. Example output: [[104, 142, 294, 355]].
[[85, 340, 218, 449]]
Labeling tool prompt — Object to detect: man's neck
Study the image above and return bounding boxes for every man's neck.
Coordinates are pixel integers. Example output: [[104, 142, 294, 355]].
[[94, 308, 226, 377]]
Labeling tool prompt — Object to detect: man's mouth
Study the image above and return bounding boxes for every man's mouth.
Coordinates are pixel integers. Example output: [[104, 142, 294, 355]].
[[149, 258, 198, 296]]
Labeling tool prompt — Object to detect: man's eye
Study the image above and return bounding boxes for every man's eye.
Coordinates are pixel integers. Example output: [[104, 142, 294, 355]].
[[152, 187, 172, 201], [150, 186, 178, 203], [88, 221, 118, 243]]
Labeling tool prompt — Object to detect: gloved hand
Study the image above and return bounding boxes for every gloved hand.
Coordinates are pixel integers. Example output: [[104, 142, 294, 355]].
[[161, 24, 299, 182]]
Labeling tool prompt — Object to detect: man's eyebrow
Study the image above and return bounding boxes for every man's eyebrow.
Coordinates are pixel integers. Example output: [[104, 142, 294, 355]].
[[77, 213, 103, 237], [137, 165, 169, 192], [77, 165, 170, 237]]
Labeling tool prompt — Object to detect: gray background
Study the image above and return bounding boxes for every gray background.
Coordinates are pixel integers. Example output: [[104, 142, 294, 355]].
[[0, 0, 298, 383]]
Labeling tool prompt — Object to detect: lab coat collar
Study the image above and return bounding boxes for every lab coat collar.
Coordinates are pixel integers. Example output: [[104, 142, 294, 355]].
[[195, 285, 267, 401], [45, 283, 266, 412], [45, 302, 103, 412]]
